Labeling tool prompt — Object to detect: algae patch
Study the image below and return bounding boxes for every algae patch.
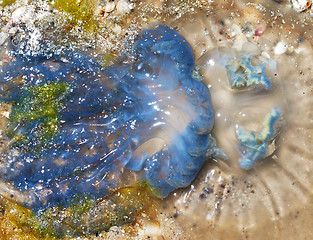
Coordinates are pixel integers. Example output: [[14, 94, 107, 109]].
[[0, 0, 17, 7], [52, 0, 98, 30], [0, 181, 159, 239], [8, 82, 70, 149]]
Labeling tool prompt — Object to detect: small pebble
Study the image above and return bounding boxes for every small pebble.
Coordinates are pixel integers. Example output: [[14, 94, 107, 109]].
[[199, 193, 207, 199], [8, 27, 17, 34], [1, 111, 10, 118], [230, 24, 242, 37], [112, 24, 122, 34], [105, 2, 115, 13], [273, 41, 288, 55], [0, 32, 8, 46], [116, 0, 132, 15], [203, 187, 213, 194], [254, 25, 265, 36], [11, 7, 27, 21], [241, 41, 261, 55]]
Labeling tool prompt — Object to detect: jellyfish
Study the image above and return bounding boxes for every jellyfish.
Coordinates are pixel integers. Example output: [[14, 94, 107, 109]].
[[236, 108, 281, 170], [226, 55, 272, 90], [0, 24, 214, 208], [197, 45, 283, 171]]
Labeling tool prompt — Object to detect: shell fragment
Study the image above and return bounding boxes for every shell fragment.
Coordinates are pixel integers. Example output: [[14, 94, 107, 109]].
[[291, 0, 311, 12]]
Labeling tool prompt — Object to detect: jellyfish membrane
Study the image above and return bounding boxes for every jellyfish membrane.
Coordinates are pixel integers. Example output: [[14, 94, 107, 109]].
[[236, 108, 281, 170], [0, 24, 214, 208]]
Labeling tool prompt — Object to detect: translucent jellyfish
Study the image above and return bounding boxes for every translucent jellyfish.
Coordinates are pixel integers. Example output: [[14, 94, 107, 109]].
[[0, 24, 214, 208], [197, 44, 284, 171], [236, 108, 281, 169], [226, 55, 271, 90]]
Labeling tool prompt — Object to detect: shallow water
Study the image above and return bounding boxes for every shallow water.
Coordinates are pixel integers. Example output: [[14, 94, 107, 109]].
[[0, 0, 313, 239]]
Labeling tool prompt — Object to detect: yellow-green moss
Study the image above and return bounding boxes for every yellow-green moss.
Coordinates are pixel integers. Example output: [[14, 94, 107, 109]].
[[87, 181, 159, 233], [0, 181, 160, 239], [52, 0, 98, 30], [101, 53, 118, 66], [0, 197, 51, 239], [0, 0, 17, 7], [8, 82, 70, 149]]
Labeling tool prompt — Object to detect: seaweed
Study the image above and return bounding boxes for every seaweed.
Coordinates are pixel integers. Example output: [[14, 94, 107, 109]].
[[8, 82, 70, 149]]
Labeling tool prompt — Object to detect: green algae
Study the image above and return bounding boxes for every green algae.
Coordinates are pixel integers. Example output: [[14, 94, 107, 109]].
[[52, 0, 98, 30], [0, 194, 95, 239], [66, 195, 94, 220], [101, 53, 118, 66], [8, 82, 70, 149], [0, 0, 17, 7], [0, 197, 51, 239], [89, 180, 160, 233], [136, 179, 163, 199], [0, 181, 159, 239], [37, 181, 159, 237]]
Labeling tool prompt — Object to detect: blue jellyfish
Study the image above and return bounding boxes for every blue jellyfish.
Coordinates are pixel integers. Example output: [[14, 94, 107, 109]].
[[226, 55, 271, 90], [236, 108, 281, 170], [0, 24, 214, 208]]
